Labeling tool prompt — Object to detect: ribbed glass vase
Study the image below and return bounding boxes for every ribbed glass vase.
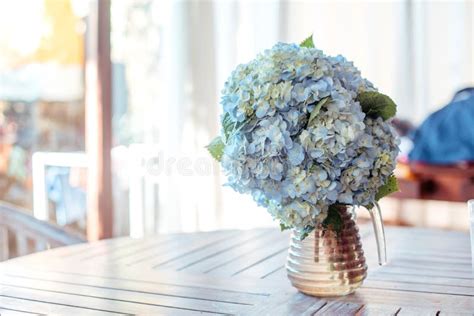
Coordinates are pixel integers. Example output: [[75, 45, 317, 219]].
[[286, 206, 367, 297]]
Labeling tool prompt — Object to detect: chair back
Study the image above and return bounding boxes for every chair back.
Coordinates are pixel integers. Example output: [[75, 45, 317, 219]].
[[0, 202, 86, 261]]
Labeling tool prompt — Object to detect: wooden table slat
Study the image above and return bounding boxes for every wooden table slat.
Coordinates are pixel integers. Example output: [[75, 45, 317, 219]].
[[204, 233, 290, 277], [342, 287, 474, 311], [1, 226, 473, 315], [50, 236, 141, 259], [82, 233, 203, 265], [246, 291, 326, 316], [364, 279, 474, 297], [0, 288, 128, 315], [0, 307, 44, 316], [375, 265, 473, 279], [0, 269, 265, 305], [237, 249, 287, 279], [395, 306, 439, 316], [126, 230, 240, 268], [182, 230, 286, 274], [356, 304, 401, 316], [368, 270, 474, 288], [0, 274, 251, 315], [78, 234, 186, 262], [161, 229, 271, 271], [314, 301, 364, 315], [0, 284, 221, 315]]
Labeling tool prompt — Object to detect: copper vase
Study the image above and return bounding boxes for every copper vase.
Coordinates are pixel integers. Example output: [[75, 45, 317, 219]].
[[286, 206, 373, 297]]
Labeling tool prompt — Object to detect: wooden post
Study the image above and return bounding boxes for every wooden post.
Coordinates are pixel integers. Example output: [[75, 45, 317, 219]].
[[85, 0, 113, 240], [0, 226, 9, 261]]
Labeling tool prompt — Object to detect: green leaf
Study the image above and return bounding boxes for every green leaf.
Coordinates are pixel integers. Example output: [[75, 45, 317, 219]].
[[365, 175, 399, 209], [300, 34, 314, 48], [356, 91, 397, 120], [222, 113, 235, 141], [375, 174, 399, 201], [307, 97, 330, 127], [222, 113, 253, 144], [206, 137, 225, 162], [279, 223, 290, 232], [322, 205, 343, 233]]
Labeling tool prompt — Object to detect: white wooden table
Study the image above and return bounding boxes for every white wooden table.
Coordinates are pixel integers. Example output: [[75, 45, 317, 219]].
[[0, 226, 473, 315]]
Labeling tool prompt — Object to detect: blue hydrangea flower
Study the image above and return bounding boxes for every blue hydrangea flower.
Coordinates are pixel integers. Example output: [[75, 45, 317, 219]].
[[219, 43, 399, 236]]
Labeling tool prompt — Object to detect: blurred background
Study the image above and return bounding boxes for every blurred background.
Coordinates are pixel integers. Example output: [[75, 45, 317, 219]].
[[0, 0, 473, 257]]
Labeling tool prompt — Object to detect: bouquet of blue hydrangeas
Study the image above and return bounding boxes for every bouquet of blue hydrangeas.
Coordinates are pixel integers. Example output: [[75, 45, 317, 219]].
[[208, 36, 400, 239]]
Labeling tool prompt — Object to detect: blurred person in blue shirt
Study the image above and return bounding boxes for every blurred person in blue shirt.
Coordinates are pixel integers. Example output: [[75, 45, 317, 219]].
[[409, 87, 474, 164]]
